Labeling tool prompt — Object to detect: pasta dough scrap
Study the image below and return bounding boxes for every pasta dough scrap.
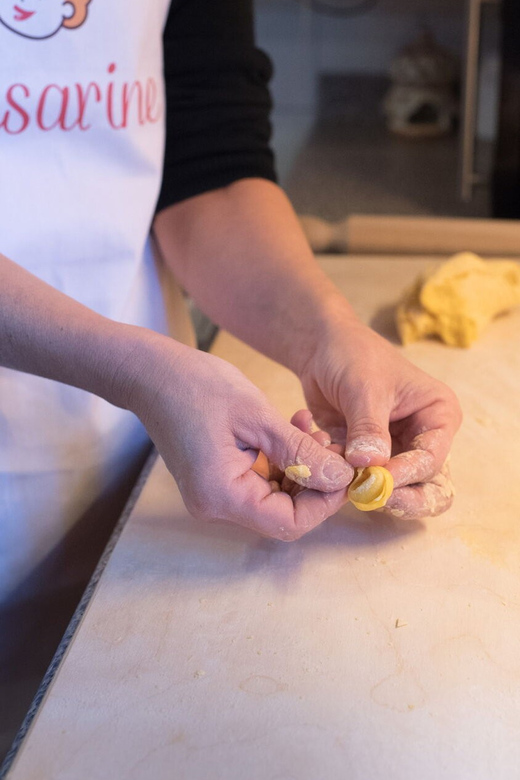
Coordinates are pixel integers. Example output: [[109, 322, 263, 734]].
[[348, 466, 394, 511], [396, 252, 520, 347], [284, 464, 311, 482]]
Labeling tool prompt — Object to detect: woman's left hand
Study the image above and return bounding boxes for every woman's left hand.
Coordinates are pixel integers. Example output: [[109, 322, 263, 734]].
[[296, 320, 462, 519]]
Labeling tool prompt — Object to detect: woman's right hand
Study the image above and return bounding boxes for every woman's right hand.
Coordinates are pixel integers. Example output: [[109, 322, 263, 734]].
[[122, 332, 353, 541]]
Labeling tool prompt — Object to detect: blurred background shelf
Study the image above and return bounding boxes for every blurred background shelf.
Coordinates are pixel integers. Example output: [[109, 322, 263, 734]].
[[255, 0, 511, 219], [282, 73, 491, 220]]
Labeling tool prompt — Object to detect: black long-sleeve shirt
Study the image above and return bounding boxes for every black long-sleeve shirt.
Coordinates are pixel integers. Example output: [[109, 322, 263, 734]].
[[156, 0, 277, 212]]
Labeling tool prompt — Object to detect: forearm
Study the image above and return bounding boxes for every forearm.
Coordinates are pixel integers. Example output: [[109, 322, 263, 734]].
[[0, 253, 162, 409], [153, 179, 359, 375]]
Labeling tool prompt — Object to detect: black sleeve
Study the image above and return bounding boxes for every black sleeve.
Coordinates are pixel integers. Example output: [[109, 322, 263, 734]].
[[155, 0, 278, 213]]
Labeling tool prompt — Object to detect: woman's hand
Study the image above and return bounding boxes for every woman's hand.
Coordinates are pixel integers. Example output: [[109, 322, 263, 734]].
[[124, 333, 353, 540], [298, 320, 462, 519]]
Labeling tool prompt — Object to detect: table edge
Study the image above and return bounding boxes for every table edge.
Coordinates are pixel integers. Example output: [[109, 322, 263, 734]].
[[0, 450, 158, 780]]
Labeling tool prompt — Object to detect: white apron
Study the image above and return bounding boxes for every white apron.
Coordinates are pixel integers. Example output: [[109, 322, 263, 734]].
[[0, 0, 194, 605]]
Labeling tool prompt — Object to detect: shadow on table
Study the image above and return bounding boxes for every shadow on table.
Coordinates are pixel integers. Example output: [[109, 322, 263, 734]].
[[118, 488, 426, 590], [370, 304, 401, 345], [243, 507, 425, 581]]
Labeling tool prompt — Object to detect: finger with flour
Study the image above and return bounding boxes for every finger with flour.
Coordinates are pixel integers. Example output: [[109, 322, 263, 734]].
[[383, 462, 455, 520], [386, 428, 452, 489], [251, 410, 335, 487], [282, 410, 344, 497]]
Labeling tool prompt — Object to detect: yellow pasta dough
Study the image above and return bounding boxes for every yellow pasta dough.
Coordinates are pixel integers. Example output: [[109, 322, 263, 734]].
[[396, 252, 520, 347], [348, 466, 394, 511], [284, 464, 312, 482]]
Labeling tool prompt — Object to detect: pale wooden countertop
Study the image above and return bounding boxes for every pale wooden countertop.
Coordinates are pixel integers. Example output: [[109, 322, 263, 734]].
[[5, 256, 520, 780]]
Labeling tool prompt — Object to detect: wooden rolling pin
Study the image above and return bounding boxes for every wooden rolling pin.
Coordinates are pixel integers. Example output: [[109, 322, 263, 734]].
[[299, 214, 520, 256]]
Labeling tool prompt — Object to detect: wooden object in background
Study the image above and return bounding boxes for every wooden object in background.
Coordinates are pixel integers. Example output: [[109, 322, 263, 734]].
[[300, 213, 520, 256]]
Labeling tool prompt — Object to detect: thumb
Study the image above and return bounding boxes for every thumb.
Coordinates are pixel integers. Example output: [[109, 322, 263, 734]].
[[343, 397, 392, 468], [246, 414, 354, 493]]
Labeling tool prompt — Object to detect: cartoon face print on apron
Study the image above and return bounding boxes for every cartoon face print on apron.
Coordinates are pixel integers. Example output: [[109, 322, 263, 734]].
[[0, 0, 90, 40]]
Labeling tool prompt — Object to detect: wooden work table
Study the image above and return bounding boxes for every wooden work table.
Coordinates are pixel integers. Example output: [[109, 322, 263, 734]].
[[4, 255, 520, 780]]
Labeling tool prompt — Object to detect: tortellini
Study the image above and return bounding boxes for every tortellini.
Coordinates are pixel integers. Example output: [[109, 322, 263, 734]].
[[348, 466, 394, 511]]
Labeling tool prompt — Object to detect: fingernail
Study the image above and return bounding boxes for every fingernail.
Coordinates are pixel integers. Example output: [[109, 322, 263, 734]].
[[346, 451, 371, 467], [345, 436, 390, 465], [322, 457, 352, 486], [313, 431, 332, 447]]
